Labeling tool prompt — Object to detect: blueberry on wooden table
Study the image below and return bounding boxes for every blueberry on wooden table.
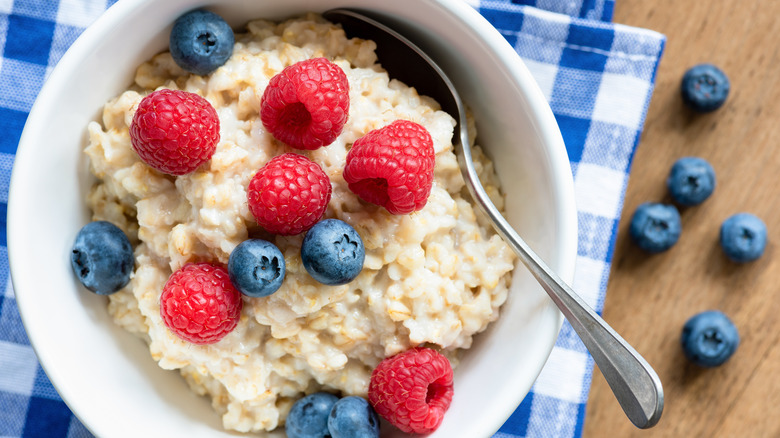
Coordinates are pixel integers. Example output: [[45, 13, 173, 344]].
[[720, 213, 767, 263], [628, 203, 682, 253], [681, 310, 739, 367], [680, 64, 730, 112], [666, 157, 716, 206]]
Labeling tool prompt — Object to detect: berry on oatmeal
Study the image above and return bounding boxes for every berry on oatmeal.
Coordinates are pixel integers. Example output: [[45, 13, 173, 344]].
[[344, 120, 435, 215], [70, 221, 134, 295], [228, 239, 285, 297], [159, 263, 242, 344], [301, 219, 365, 286], [327, 396, 380, 438], [368, 347, 454, 434], [129, 89, 220, 175], [286, 392, 339, 438], [170, 10, 235, 76], [247, 153, 332, 235], [260, 57, 349, 150]]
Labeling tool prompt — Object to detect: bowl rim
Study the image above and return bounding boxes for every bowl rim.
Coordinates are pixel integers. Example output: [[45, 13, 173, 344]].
[[7, 0, 578, 436], [440, 0, 578, 431]]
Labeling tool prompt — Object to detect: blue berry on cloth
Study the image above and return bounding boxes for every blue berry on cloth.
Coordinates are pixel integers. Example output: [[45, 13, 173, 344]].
[[70, 221, 134, 295], [681, 310, 739, 367], [666, 157, 716, 206], [720, 213, 767, 262], [170, 9, 234, 75], [680, 64, 730, 112], [629, 203, 682, 253]]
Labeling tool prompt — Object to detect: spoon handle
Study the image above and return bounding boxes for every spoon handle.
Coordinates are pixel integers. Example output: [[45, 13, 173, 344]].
[[508, 224, 664, 429], [459, 149, 664, 428], [320, 8, 663, 428]]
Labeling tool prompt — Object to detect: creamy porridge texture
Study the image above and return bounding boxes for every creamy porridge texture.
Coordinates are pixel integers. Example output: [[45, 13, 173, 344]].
[[84, 13, 516, 433]]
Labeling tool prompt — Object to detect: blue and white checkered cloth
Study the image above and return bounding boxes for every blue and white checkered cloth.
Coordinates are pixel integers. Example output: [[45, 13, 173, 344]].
[[0, 0, 664, 436]]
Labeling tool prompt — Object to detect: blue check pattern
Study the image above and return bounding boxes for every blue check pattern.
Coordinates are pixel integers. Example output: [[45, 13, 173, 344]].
[[0, 0, 664, 437], [474, 1, 665, 437]]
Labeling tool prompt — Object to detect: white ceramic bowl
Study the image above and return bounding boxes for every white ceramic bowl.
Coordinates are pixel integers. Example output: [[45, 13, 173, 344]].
[[8, 0, 577, 437]]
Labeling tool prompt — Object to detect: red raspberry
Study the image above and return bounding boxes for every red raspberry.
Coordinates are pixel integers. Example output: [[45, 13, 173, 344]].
[[247, 153, 332, 235], [368, 347, 454, 434], [130, 89, 220, 175], [260, 57, 349, 150], [343, 120, 435, 215], [159, 263, 242, 345]]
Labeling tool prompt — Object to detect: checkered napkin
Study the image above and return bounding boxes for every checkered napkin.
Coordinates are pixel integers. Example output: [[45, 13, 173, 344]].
[[0, 0, 664, 436], [469, 1, 665, 437]]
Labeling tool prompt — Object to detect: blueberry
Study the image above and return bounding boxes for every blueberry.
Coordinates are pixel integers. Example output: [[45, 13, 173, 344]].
[[286, 392, 339, 438], [228, 239, 285, 297], [628, 203, 682, 253], [680, 64, 730, 112], [170, 10, 234, 75], [301, 219, 365, 286], [70, 221, 134, 295], [720, 213, 767, 262], [681, 310, 739, 367], [666, 157, 716, 206], [327, 396, 380, 438]]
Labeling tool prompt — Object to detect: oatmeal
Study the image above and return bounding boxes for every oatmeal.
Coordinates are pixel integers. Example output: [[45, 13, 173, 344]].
[[84, 13, 516, 433]]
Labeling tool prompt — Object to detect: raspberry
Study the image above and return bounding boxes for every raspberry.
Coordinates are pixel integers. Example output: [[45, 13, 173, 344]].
[[247, 153, 332, 235], [260, 58, 349, 150], [159, 263, 242, 345], [343, 120, 435, 215], [368, 347, 454, 434], [130, 89, 220, 175]]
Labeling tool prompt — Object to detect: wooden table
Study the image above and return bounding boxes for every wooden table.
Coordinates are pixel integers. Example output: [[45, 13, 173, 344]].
[[582, 1, 780, 437]]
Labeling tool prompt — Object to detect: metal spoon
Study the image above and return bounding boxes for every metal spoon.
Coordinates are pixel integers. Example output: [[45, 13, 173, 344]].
[[323, 8, 664, 429]]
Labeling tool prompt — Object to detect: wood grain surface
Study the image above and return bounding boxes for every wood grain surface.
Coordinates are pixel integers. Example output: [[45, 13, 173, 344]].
[[582, 1, 780, 437]]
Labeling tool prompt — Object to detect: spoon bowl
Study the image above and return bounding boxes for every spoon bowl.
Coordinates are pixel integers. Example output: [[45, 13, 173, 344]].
[[324, 8, 664, 429]]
